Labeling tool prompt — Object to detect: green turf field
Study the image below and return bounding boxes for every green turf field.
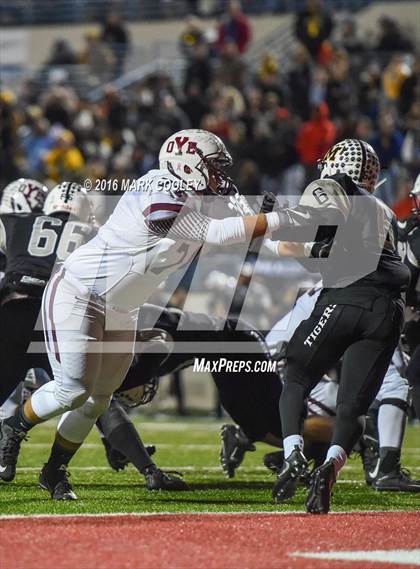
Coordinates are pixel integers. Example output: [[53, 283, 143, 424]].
[[1, 419, 419, 516]]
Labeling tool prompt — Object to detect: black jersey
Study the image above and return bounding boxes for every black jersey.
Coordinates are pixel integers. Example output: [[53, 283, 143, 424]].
[[0, 212, 92, 297], [272, 173, 410, 306]]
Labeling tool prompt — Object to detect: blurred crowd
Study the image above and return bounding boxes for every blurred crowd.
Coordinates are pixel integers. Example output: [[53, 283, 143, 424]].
[[1, 0, 418, 217]]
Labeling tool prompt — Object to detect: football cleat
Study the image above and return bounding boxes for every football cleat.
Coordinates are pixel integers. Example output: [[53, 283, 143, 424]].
[[372, 468, 420, 492], [143, 465, 189, 491], [39, 463, 78, 500], [357, 427, 379, 486], [305, 459, 336, 514], [102, 437, 156, 472], [0, 421, 27, 482], [263, 450, 284, 474], [220, 424, 256, 478], [359, 448, 380, 486], [272, 446, 308, 502], [101, 437, 130, 471]]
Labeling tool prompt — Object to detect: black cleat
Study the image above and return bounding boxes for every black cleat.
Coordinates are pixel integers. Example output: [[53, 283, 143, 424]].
[[358, 434, 379, 487], [39, 463, 78, 500], [144, 465, 189, 491], [145, 445, 156, 458], [102, 438, 156, 472], [264, 450, 284, 474], [101, 437, 130, 471], [305, 459, 336, 514], [272, 446, 308, 502], [220, 424, 256, 478], [0, 421, 27, 482], [372, 468, 420, 492]]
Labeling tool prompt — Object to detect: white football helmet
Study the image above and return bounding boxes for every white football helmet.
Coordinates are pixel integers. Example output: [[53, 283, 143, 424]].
[[318, 139, 380, 193], [159, 129, 234, 195], [44, 182, 92, 222], [0, 178, 48, 214]]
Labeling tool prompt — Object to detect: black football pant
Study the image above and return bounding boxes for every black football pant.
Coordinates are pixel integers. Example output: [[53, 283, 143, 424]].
[[0, 298, 51, 406], [280, 294, 404, 454], [212, 359, 283, 442]]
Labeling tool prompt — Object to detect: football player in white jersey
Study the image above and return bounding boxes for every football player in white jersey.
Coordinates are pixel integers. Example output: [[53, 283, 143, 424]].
[[0, 129, 296, 498]]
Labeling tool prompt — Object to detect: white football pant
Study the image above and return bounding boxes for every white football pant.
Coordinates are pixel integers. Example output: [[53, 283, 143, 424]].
[[31, 268, 137, 443]]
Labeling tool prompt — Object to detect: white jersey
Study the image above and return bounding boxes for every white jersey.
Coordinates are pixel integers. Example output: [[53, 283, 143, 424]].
[[63, 169, 248, 311]]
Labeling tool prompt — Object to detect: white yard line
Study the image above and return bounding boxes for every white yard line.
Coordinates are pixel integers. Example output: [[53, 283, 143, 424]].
[[34, 421, 225, 432], [14, 465, 419, 478], [23, 442, 420, 456]]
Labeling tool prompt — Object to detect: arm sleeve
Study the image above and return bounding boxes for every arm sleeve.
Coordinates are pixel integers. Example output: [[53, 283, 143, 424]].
[[271, 178, 349, 241], [147, 209, 246, 246]]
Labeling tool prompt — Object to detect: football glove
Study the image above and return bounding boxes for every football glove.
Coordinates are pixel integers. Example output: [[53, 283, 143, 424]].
[[260, 191, 279, 214]]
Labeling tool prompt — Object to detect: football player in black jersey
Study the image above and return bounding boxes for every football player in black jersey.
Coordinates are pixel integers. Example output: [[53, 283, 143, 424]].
[[0, 178, 50, 405], [0, 180, 94, 463], [266, 139, 410, 513]]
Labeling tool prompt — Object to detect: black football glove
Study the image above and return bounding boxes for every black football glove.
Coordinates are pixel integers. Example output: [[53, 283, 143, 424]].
[[310, 237, 334, 258], [261, 191, 279, 214]]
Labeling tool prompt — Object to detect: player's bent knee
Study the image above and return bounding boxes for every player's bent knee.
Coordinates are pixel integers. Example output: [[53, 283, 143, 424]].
[[81, 394, 112, 419], [54, 380, 92, 411]]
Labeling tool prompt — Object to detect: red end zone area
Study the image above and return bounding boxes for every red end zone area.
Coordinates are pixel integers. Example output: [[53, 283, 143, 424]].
[[1, 512, 419, 569]]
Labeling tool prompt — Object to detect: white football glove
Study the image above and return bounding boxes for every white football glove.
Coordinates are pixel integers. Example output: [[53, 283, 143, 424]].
[[227, 193, 256, 217]]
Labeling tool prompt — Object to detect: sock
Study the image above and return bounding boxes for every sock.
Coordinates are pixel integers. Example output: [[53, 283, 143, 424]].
[[283, 435, 304, 459], [106, 423, 154, 474], [325, 444, 347, 476], [4, 406, 34, 432], [378, 447, 400, 475], [46, 434, 81, 468], [378, 404, 406, 448]]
